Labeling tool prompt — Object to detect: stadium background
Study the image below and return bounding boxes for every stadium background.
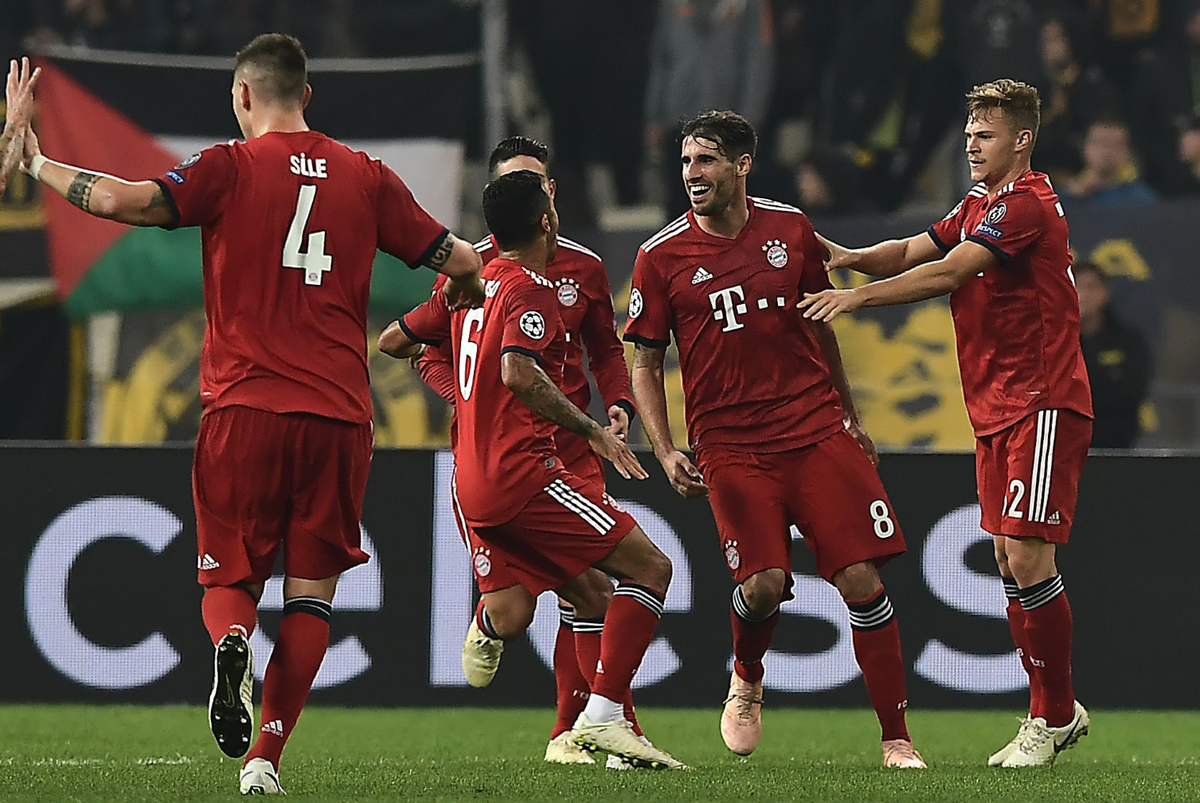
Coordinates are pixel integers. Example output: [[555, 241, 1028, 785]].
[[0, 1, 1197, 711]]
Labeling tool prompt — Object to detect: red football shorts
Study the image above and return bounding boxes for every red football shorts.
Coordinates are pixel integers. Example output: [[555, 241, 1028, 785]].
[[696, 429, 907, 589], [976, 408, 1092, 543], [193, 406, 373, 587], [451, 450, 608, 594], [468, 469, 636, 596]]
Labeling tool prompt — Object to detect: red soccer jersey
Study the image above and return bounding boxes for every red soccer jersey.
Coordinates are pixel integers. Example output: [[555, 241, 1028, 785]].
[[623, 197, 844, 453], [155, 130, 448, 424], [402, 258, 568, 525], [417, 235, 633, 466], [927, 171, 1093, 436]]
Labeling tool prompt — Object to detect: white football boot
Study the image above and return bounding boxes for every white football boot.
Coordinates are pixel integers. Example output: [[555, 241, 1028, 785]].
[[240, 757, 285, 795], [1001, 701, 1090, 768], [544, 731, 595, 764], [988, 715, 1032, 767], [461, 619, 504, 688], [572, 714, 687, 770]]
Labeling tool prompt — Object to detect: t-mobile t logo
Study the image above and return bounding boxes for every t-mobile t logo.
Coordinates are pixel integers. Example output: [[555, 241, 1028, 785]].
[[709, 285, 748, 332]]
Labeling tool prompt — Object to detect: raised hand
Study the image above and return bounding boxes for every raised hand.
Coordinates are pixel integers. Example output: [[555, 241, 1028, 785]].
[[5, 57, 42, 134]]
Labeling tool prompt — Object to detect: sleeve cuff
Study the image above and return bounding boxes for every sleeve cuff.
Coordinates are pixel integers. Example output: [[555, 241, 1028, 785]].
[[612, 398, 636, 421], [925, 226, 950, 254], [965, 234, 1011, 264], [501, 345, 544, 365], [412, 228, 451, 270], [622, 333, 670, 348], [398, 316, 441, 346], [151, 178, 182, 230]]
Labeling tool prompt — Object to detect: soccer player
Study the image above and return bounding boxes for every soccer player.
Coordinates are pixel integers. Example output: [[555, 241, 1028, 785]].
[[20, 34, 484, 794], [0, 57, 40, 194], [380, 170, 685, 770], [625, 110, 926, 768], [410, 136, 642, 766], [799, 79, 1093, 768]]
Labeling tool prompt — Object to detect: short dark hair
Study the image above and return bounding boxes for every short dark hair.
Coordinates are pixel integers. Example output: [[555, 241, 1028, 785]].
[[482, 170, 549, 250], [488, 136, 550, 176], [235, 33, 308, 105], [679, 110, 757, 160]]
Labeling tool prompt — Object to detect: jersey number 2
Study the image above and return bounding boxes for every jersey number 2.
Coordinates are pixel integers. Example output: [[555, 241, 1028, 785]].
[[283, 185, 332, 286], [457, 308, 485, 400]]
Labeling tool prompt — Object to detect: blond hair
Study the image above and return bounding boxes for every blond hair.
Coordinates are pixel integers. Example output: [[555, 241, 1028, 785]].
[[966, 79, 1041, 143]]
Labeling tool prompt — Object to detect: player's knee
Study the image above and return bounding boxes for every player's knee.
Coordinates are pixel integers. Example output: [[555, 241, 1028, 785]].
[[741, 569, 786, 616], [570, 572, 614, 619], [639, 547, 672, 595], [993, 544, 1011, 576], [487, 596, 536, 639], [1004, 542, 1055, 586], [832, 561, 881, 602]]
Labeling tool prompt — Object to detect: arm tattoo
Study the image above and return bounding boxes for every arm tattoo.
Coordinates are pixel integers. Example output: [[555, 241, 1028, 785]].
[[426, 233, 456, 270], [66, 172, 102, 212], [141, 184, 169, 212], [510, 360, 598, 438]]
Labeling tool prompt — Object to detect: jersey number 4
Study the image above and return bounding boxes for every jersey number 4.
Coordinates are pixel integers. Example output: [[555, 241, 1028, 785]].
[[283, 185, 332, 286]]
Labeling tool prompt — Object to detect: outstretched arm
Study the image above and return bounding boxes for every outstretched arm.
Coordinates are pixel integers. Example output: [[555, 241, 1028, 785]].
[[22, 127, 174, 226], [799, 240, 995, 322], [818, 231, 944, 278]]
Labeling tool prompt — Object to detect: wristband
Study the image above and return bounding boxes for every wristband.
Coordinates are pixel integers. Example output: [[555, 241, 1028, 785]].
[[28, 154, 47, 181]]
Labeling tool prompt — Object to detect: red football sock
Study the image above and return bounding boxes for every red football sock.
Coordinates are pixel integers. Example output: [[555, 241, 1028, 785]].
[[730, 585, 780, 684], [847, 589, 910, 742], [589, 584, 663, 703], [201, 586, 257, 646], [1020, 576, 1074, 727], [550, 612, 590, 739], [573, 618, 642, 735], [1006, 596, 1042, 716], [245, 598, 332, 769]]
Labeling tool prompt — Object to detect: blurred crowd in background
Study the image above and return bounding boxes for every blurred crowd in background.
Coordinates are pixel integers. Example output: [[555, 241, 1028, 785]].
[[6, 0, 1200, 224]]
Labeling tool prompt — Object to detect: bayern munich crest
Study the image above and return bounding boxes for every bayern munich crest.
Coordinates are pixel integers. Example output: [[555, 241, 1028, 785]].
[[473, 549, 492, 578], [556, 280, 579, 307], [762, 239, 789, 268], [724, 540, 741, 571]]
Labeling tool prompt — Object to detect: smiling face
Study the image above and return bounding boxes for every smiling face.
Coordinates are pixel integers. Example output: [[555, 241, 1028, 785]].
[[964, 108, 1031, 186], [680, 134, 750, 217]]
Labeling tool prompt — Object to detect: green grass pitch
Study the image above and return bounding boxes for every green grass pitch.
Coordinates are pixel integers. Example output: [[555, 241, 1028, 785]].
[[0, 706, 1197, 801]]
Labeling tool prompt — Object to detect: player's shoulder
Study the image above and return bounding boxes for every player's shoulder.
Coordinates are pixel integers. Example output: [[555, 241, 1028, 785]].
[[473, 235, 495, 255], [749, 196, 807, 218], [487, 258, 556, 293], [555, 235, 603, 265], [639, 213, 691, 255]]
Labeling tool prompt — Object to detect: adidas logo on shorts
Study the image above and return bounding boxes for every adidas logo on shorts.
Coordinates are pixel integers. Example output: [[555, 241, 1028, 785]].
[[198, 553, 220, 570], [1047, 511, 1061, 525]]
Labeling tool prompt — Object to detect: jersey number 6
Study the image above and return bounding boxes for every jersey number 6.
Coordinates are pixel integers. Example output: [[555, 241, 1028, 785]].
[[457, 308, 485, 400]]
